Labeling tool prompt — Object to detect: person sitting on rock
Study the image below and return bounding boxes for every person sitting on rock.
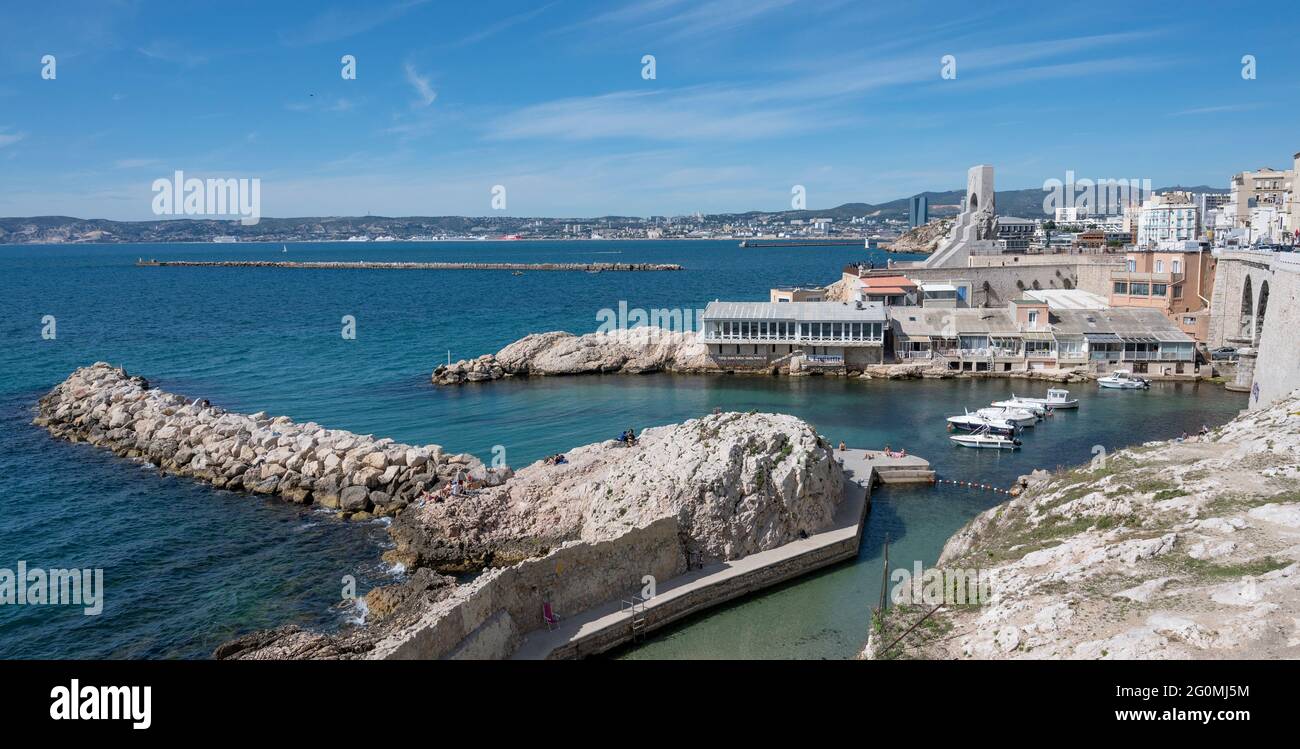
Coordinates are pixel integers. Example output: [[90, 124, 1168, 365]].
[[838, 440, 847, 452], [554, 454, 568, 465]]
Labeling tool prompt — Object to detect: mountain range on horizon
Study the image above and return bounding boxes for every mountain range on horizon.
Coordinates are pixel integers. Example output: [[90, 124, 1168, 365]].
[[0, 184, 1229, 245]]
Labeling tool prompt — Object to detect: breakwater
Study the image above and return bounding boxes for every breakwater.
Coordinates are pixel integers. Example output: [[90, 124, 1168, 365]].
[[136, 259, 683, 272], [34, 363, 499, 519]]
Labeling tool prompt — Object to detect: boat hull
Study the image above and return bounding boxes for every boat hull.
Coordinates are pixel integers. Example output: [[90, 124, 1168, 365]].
[[950, 435, 1020, 450], [947, 418, 1017, 436]]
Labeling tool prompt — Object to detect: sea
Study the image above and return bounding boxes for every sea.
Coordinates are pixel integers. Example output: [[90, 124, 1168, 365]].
[[0, 240, 1246, 659]]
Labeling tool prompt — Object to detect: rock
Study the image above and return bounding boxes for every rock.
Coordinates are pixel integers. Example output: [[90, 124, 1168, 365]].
[[340, 486, 370, 512], [432, 327, 719, 385], [401, 411, 844, 572]]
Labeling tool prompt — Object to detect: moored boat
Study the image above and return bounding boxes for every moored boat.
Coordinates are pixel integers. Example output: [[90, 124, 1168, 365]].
[[1098, 370, 1150, 389], [1015, 388, 1079, 409], [950, 429, 1022, 450], [990, 398, 1047, 416], [977, 406, 1038, 427], [947, 410, 1019, 435]]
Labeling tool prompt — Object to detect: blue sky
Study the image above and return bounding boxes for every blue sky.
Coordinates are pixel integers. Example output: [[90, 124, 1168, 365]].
[[1, 0, 1297, 219]]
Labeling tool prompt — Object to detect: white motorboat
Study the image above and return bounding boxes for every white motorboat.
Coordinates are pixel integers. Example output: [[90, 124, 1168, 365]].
[[977, 406, 1038, 427], [947, 410, 1018, 435], [1098, 370, 1150, 389], [950, 428, 1022, 450], [990, 398, 1047, 416], [1015, 388, 1079, 409]]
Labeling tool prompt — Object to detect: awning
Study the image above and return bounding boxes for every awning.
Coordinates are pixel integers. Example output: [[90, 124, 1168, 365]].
[[1084, 332, 1122, 343], [1020, 331, 1054, 341], [1120, 334, 1157, 343]]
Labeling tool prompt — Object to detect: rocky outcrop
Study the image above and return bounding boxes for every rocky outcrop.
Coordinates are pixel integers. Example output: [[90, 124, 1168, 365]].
[[886, 218, 954, 254], [432, 327, 718, 384], [34, 363, 507, 518], [871, 388, 1300, 660], [230, 411, 845, 659], [389, 411, 844, 572]]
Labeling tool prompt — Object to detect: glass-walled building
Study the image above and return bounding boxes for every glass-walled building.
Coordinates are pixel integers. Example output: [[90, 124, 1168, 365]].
[[701, 301, 887, 370]]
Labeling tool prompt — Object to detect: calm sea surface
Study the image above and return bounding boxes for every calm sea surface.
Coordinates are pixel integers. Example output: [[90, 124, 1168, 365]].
[[0, 240, 1245, 658]]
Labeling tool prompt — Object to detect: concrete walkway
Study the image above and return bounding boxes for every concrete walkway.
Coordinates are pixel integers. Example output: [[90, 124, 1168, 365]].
[[510, 450, 878, 659], [839, 448, 935, 484]]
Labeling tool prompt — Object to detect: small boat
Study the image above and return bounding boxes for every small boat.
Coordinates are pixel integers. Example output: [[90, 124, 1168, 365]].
[[282, 244, 288, 253], [1098, 370, 1150, 389], [976, 406, 1038, 427], [1015, 388, 1079, 409], [512, 271, 524, 276], [990, 398, 1048, 416], [951, 427, 1022, 450], [947, 410, 1019, 436]]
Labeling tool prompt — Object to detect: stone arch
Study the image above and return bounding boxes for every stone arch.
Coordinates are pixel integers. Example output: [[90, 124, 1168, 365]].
[[969, 192, 979, 211], [1256, 279, 1269, 346], [1239, 275, 1254, 341]]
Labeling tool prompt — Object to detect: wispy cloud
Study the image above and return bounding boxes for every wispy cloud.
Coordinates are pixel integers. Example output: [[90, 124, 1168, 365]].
[[136, 40, 209, 67], [0, 130, 26, 148], [1170, 103, 1259, 116], [404, 63, 437, 108], [113, 158, 161, 169], [488, 87, 842, 141], [444, 3, 557, 49], [281, 0, 431, 46], [561, 0, 802, 41]]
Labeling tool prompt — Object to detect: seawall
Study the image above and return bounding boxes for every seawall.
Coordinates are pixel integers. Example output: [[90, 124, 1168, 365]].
[[34, 363, 495, 518]]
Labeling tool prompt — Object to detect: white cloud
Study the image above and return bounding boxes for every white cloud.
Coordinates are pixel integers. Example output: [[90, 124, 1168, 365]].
[[404, 63, 437, 108], [281, 0, 431, 46], [0, 130, 26, 148]]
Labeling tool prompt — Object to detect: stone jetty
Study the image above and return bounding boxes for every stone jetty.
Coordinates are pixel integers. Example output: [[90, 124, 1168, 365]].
[[136, 259, 682, 272], [433, 327, 717, 384], [34, 363, 505, 519]]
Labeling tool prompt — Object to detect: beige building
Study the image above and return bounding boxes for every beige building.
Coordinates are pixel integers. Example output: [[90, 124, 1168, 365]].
[[1229, 153, 1299, 235], [769, 287, 825, 303], [1109, 243, 1217, 341]]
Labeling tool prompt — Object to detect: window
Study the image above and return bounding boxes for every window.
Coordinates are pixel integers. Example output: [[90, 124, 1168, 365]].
[[1183, 316, 1196, 325], [1113, 281, 1128, 294], [1172, 259, 1182, 274], [1028, 310, 1040, 326], [1155, 259, 1164, 273], [1172, 285, 1182, 299], [1152, 283, 1167, 297], [1130, 282, 1149, 296], [1127, 259, 1137, 272]]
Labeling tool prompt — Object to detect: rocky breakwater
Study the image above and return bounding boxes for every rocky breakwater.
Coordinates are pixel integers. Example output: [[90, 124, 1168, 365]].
[[867, 388, 1300, 660], [34, 363, 505, 520], [225, 411, 845, 658], [432, 326, 717, 384]]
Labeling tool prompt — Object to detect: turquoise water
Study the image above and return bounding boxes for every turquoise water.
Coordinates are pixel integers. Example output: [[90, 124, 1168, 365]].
[[0, 240, 1245, 659]]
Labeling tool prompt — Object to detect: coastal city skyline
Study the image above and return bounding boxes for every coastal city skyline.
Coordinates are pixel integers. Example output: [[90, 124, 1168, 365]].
[[2, 0, 1298, 219]]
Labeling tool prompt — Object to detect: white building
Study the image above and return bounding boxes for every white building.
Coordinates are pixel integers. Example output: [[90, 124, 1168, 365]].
[[700, 300, 887, 370], [1137, 192, 1199, 248]]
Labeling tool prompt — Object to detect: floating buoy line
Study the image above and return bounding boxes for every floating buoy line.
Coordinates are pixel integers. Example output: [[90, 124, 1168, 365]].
[[934, 476, 1019, 496]]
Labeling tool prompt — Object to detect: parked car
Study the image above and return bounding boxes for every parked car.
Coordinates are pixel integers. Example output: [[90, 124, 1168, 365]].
[[1210, 347, 1239, 361]]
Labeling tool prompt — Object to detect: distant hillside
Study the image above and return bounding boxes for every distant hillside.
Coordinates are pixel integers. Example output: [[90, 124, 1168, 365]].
[[0, 185, 1229, 244]]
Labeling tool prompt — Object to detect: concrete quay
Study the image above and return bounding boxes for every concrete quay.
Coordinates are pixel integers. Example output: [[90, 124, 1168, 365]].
[[509, 448, 911, 659]]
